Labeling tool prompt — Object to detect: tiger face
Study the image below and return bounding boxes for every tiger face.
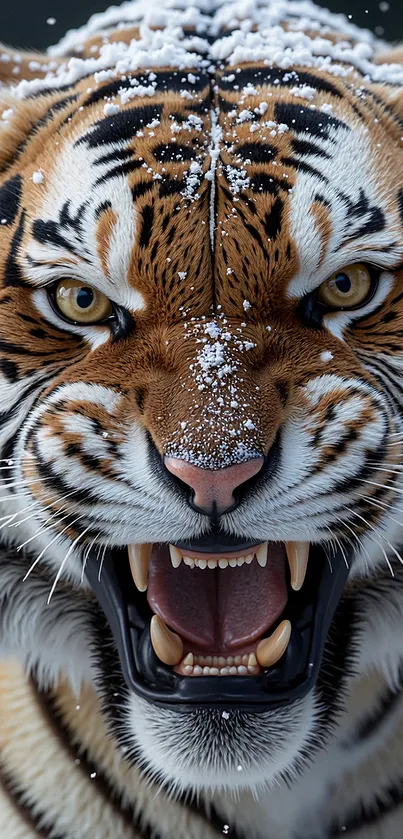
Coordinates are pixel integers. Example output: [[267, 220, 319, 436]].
[[1, 0, 403, 796]]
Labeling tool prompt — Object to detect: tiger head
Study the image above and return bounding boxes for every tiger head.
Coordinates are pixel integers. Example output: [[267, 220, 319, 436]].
[[1, 0, 403, 795]]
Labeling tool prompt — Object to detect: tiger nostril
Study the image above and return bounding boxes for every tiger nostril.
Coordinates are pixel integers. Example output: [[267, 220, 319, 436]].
[[163, 456, 265, 515]]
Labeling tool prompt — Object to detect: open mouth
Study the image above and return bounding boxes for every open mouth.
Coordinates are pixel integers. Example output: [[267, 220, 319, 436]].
[[85, 529, 351, 711]]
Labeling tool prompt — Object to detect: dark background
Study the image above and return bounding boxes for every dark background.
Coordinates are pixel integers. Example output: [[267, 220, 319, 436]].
[[1, 1, 402, 52]]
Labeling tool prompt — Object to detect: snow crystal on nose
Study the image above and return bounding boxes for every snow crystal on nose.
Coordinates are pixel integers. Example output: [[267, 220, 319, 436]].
[[164, 315, 262, 468]]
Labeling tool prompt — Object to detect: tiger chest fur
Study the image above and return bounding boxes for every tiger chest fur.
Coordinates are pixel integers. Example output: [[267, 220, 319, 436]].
[[1, 2, 403, 838]]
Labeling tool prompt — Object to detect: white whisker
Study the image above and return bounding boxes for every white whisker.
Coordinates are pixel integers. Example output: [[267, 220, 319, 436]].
[[47, 524, 92, 604]]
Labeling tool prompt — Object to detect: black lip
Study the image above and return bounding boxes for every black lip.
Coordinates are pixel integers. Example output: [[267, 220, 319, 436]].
[[85, 540, 352, 712], [174, 526, 262, 553]]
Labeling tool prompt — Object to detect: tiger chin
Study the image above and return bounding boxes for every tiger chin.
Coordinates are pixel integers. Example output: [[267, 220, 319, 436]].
[[1, 2, 403, 838]]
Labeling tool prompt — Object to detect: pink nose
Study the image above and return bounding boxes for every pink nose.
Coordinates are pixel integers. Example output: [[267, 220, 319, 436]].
[[164, 456, 265, 515]]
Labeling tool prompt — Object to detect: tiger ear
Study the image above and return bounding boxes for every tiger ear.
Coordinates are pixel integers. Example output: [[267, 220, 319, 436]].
[[0, 46, 66, 172], [0, 44, 64, 85]]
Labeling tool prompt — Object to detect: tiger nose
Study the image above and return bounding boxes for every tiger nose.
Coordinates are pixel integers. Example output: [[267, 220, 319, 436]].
[[164, 456, 265, 515]]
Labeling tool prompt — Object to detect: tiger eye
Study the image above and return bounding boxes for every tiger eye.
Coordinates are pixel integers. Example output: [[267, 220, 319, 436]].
[[54, 279, 112, 324], [317, 264, 373, 310]]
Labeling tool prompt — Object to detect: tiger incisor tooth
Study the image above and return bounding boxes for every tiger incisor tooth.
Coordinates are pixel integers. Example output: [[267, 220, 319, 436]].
[[285, 542, 310, 591], [256, 620, 292, 668], [150, 615, 184, 666], [128, 543, 153, 592]]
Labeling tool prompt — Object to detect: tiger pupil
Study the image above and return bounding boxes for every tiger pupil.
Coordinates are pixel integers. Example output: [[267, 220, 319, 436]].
[[76, 287, 94, 309], [335, 273, 351, 294]]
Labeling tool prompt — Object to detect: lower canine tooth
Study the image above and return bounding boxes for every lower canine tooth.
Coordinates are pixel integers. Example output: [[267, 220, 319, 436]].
[[256, 620, 291, 669], [150, 615, 183, 666], [286, 542, 310, 591], [128, 544, 152, 592]]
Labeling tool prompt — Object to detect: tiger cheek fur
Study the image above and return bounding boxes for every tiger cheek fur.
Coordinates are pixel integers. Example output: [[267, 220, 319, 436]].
[[1, 4, 403, 839]]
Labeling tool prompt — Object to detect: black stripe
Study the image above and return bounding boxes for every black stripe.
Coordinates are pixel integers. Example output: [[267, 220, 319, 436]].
[[32, 218, 77, 253], [28, 435, 103, 505], [132, 181, 154, 200], [235, 142, 277, 163], [34, 685, 146, 838], [4, 211, 30, 287], [83, 78, 134, 108], [291, 138, 331, 160], [37, 679, 245, 839], [94, 147, 134, 167], [280, 155, 328, 182], [0, 174, 22, 226], [94, 158, 143, 186], [264, 197, 283, 240], [249, 173, 291, 194], [0, 373, 56, 434], [77, 105, 163, 147], [275, 102, 349, 139], [0, 762, 66, 839], [83, 71, 208, 107], [0, 358, 18, 382], [159, 178, 186, 197], [353, 209, 385, 238], [5, 95, 77, 170], [218, 66, 342, 99], [329, 775, 403, 836], [153, 143, 196, 162], [140, 204, 154, 247], [343, 676, 403, 748]]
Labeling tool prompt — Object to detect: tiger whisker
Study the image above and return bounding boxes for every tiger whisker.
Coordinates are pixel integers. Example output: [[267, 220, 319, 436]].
[[47, 524, 92, 604], [9, 485, 80, 534], [81, 533, 103, 584], [22, 509, 89, 583], [361, 494, 403, 531], [345, 508, 401, 575], [98, 543, 108, 582], [360, 479, 403, 498]]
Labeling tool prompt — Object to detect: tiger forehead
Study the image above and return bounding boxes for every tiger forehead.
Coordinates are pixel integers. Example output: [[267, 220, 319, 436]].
[[17, 58, 400, 321]]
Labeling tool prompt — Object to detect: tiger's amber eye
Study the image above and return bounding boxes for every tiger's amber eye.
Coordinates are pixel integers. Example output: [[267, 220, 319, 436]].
[[54, 279, 112, 324], [317, 264, 373, 309]]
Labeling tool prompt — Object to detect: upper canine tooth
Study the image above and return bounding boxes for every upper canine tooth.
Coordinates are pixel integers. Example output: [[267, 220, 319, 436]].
[[256, 620, 291, 669], [169, 545, 182, 568], [128, 544, 152, 592], [150, 615, 183, 666], [256, 543, 268, 568], [286, 542, 310, 591]]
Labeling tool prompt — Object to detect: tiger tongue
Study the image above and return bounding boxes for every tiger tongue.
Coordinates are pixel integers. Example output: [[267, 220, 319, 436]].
[[147, 544, 288, 651]]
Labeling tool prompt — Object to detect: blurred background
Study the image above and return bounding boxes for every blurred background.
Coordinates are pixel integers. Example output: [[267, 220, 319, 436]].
[[1, 0, 401, 51]]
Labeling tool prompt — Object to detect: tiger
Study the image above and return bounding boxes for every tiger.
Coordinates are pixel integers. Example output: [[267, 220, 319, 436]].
[[1, 0, 403, 837]]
